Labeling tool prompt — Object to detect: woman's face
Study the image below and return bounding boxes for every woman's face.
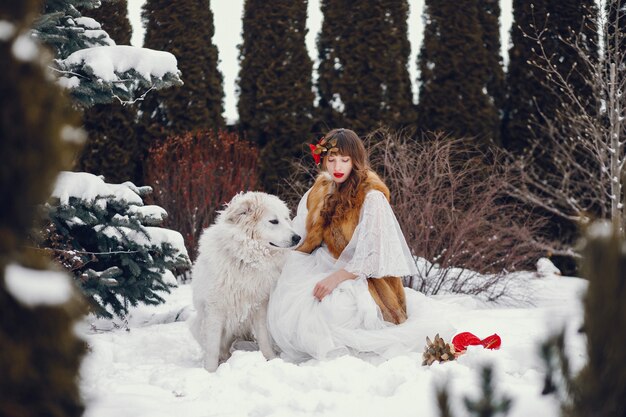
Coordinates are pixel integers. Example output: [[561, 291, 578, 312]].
[[325, 153, 353, 184]]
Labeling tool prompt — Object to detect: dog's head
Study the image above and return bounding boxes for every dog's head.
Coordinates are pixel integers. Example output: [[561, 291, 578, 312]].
[[219, 191, 301, 249]]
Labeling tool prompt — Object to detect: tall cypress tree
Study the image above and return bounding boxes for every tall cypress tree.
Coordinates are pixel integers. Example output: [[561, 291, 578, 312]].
[[317, 0, 415, 134], [607, 0, 626, 60], [237, 0, 314, 193], [606, 1, 626, 116], [502, 1, 597, 152], [502, 1, 547, 152], [383, 0, 415, 129], [79, 0, 132, 40], [315, 0, 345, 129], [75, 0, 142, 184], [478, 0, 505, 112], [416, 0, 500, 144], [548, 3, 598, 105], [140, 0, 224, 142]]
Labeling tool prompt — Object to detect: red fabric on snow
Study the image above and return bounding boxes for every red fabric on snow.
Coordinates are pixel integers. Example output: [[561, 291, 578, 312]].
[[479, 334, 501, 349], [452, 332, 501, 352]]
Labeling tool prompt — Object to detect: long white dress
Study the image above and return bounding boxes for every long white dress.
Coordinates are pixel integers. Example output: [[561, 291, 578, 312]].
[[267, 189, 456, 362]]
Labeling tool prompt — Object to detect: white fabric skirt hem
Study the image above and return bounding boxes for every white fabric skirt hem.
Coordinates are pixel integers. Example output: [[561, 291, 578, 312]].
[[267, 248, 456, 363]]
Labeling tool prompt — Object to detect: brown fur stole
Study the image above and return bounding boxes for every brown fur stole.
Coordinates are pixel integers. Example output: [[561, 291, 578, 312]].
[[297, 171, 407, 324]]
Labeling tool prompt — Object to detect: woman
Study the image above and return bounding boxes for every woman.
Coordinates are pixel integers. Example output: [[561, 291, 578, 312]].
[[267, 128, 453, 362]]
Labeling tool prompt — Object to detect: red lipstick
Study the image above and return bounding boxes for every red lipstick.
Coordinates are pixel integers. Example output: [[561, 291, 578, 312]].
[[333, 173, 344, 178]]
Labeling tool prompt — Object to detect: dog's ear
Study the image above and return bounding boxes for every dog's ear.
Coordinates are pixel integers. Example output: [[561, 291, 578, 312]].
[[222, 194, 256, 225]]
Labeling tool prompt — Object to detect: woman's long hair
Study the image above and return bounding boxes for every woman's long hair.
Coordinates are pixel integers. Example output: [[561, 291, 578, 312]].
[[319, 128, 369, 225]]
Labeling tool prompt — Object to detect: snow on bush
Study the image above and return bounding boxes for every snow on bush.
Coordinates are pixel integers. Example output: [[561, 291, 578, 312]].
[[55, 45, 183, 106], [4, 263, 73, 307]]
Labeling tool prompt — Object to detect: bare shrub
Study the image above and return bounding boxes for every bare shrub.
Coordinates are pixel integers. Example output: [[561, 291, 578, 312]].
[[145, 130, 259, 262], [367, 129, 548, 299], [508, 3, 626, 248], [279, 129, 547, 299], [276, 154, 318, 212]]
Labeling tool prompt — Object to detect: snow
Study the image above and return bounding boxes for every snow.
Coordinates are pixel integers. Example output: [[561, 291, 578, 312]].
[[52, 171, 143, 206], [536, 257, 560, 277], [330, 93, 345, 112], [62, 45, 181, 83], [78, 271, 588, 417], [95, 224, 128, 241], [75, 16, 102, 30], [84, 29, 115, 44], [144, 227, 189, 259], [95, 225, 189, 260], [58, 76, 81, 89], [60, 125, 88, 144], [5, 263, 73, 307], [12, 33, 38, 62], [0, 20, 15, 40], [128, 205, 167, 222], [587, 220, 613, 239]]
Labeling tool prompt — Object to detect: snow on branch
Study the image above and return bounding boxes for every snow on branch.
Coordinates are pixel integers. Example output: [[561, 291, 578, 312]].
[[5, 263, 73, 308], [32, 8, 115, 58], [52, 171, 144, 206], [54, 45, 183, 107]]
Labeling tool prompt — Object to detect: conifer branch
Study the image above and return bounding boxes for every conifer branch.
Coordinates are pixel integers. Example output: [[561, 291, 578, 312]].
[[32, 245, 142, 256]]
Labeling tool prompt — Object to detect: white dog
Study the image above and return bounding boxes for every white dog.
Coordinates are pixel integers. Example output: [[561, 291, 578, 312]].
[[190, 191, 301, 372]]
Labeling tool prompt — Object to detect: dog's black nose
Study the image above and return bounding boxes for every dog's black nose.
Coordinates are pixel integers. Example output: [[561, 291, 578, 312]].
[[292, 234, 301, 245]]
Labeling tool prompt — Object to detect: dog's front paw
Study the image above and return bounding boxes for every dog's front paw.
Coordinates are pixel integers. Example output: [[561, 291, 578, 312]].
[[203, 356, 219, 372], [261, 349, 278, 361]]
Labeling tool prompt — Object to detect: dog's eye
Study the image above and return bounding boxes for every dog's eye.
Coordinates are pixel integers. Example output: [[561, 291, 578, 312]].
[[269, 219, 279, 225]]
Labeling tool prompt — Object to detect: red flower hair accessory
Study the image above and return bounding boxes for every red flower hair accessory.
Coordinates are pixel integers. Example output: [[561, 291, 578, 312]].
[[309, 136, 339, 166]]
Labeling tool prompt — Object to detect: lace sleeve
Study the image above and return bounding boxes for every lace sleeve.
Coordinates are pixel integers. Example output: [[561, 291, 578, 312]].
[[338, 191, 418, 280]]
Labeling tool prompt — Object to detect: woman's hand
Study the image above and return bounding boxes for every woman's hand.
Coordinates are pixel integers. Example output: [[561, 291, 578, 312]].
[[313, 269, 357, 301]]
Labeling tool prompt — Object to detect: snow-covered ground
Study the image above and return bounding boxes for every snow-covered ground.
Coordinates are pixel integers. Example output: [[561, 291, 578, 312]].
[[78, 270, 587, 417]]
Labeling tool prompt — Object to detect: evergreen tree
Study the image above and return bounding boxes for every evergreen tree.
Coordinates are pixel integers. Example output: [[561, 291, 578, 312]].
[[79, 0, 133, 41], [75, 100, 142, 184], [605, 0, 625, 113], [317, 0, 415, 134], [607, 0, 626, 66], [547, 2, 598, 103], [417, 0, 500, 145], [478, 0, 505, 112], [502, 0, 547, 152], [237, 0, 314, 193], [141, 0, 224, 143], [436, 365, 512, 417], [463, 367, 513, 417], [33, 0, 183, 108], [316, 0, 345, 129], [540, 221, 626, 417], [43, 172, 191, 319], [569, 222, 626, 417], [1, 1, 85, 415], [75, 0, 143, 184], [35, 0, 113, 59], [502, 1, 597, 152]]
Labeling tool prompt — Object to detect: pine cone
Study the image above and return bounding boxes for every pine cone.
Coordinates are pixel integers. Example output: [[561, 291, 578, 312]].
[[422, 333, 457, 366]]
